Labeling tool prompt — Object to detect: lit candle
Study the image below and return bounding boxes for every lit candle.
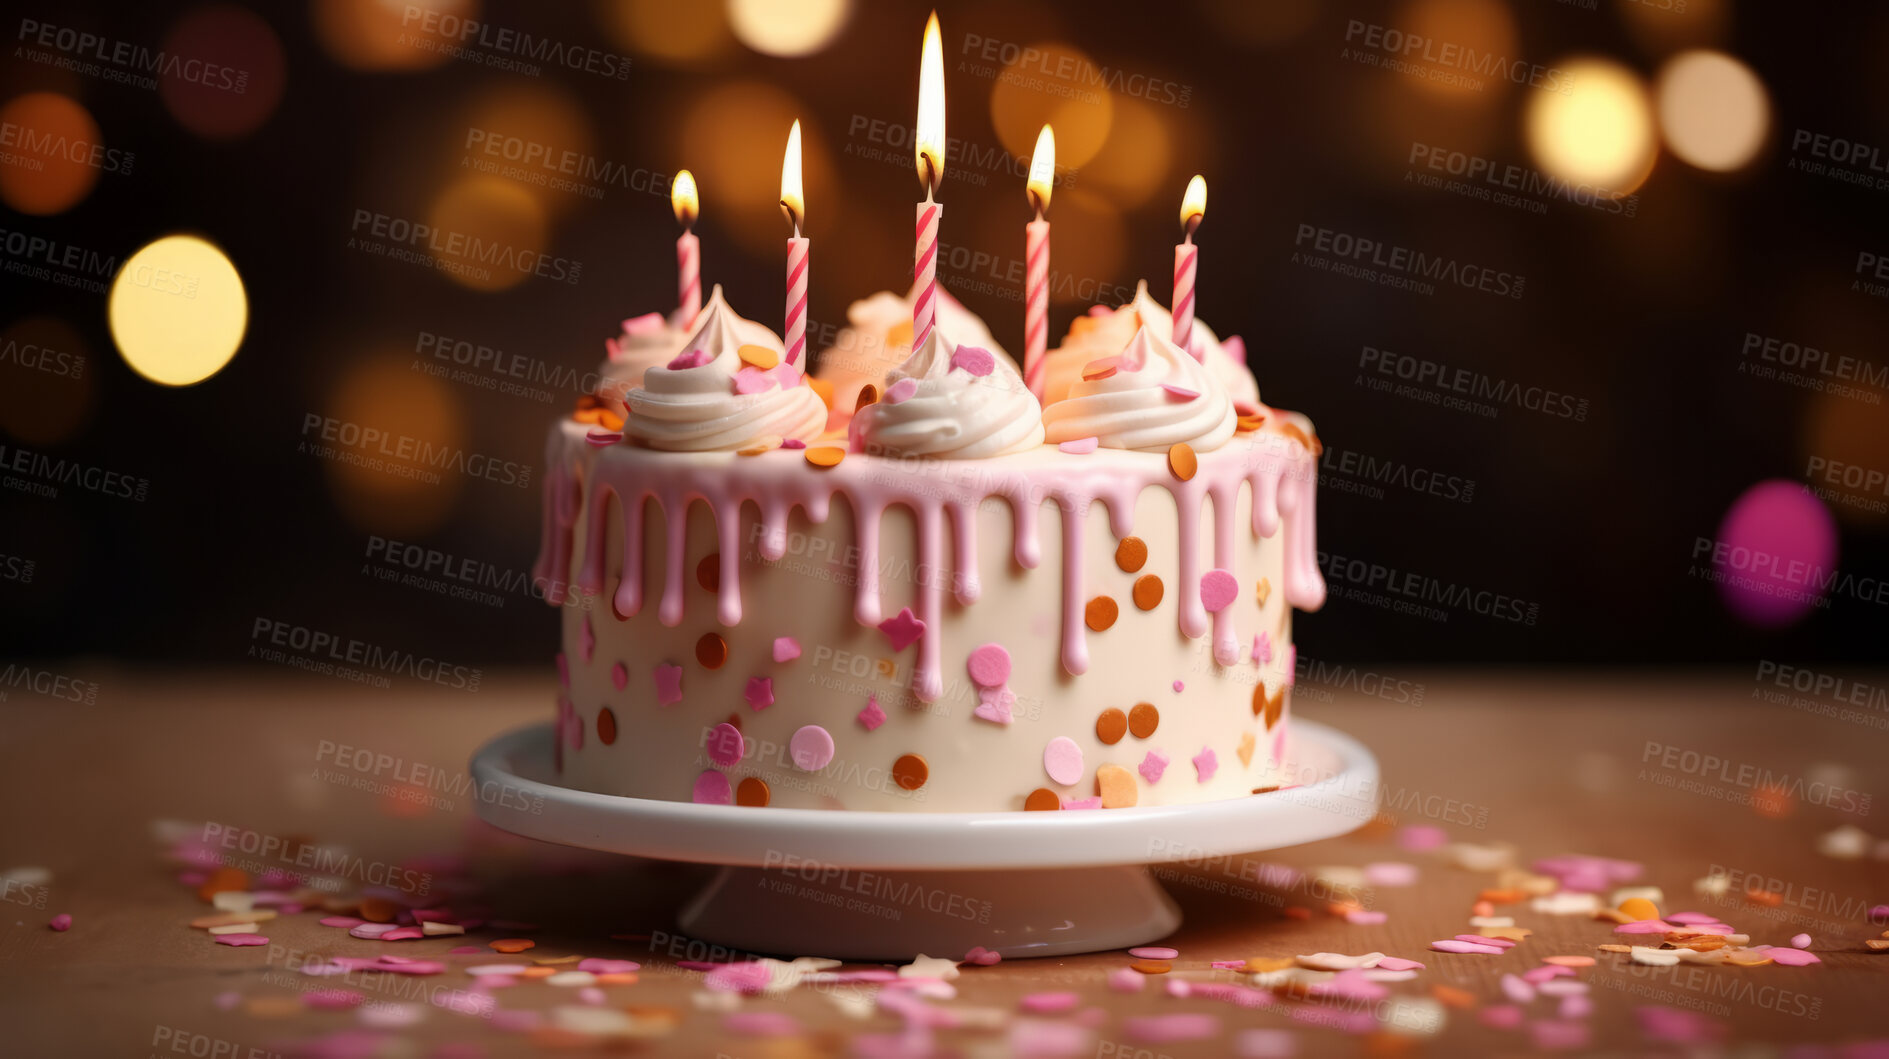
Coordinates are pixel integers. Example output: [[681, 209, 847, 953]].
[[671, 169, 701, 326], [780, 121, 808, 365], [1023, 124, 1055, 400], [912, 10, 945, 351], [1172, 174, 1207, 360]]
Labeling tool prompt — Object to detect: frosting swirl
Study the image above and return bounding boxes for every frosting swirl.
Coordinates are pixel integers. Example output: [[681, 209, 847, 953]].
[[1042, 280, 1260, 409], [848, 328, 1045, 459], [624, 286, 827, 452], [596, 309, 690, 418], [1041, 324, 1235, 453], [814, 285, 1015, 418]]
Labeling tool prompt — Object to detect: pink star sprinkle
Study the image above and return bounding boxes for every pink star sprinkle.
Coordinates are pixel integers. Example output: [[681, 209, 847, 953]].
[[1253, 631, 1273, 665], [1199, 569, 1238, 612], [967, 643, 1012, 686], [610, 662, 628, 691], [733, 365, 778, 394], [744, 676, 774, 710], [773, 637, 801, 663], [1221, 335, 1247, 363], [666, 349, 712, 370], [692, 770, 732, 805], [973, 685, 1015, 725], [1043, 737, 1084, 785], [857, 694, 886, 731], [949, 345, 996, 377], [654, 664, 683, 706], [884, 377, 920, 404], [1192, 747, 1218, 782], [1061, 797, 1102, 810], [1058, 437, 1099, 454], [877, 607, 926, 650], [1160, 383, 1199, 401], [1139, 750, 1169, 784]]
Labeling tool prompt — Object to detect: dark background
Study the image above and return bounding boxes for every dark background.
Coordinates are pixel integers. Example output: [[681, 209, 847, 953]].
[[3, 0, 1885, 672]]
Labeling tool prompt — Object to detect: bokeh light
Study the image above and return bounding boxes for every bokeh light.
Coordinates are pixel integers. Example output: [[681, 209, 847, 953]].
[[680, 83, 834, 257], [159, 5, 288, 139], [598, 0, 734, 66], [727, 0, 851, 57], [1525, 59, 1657, 194], [109, 236, 249, 387], [989, 41, 1113, 169], [455, 83, 596, 221], [0, 317, 93, 445], [323, 353, 468, 536], [1711, 480, 1838, 629], [0, 92, 105, 215], [1398, 0, 1518, 101], [1804, 385, 1889, 528], [1082, 96, 1171, 208], [1656, 50, 1769, 172], [312, 0, 472, 71], [425, 176, 551, 292], [1619, 0, 1728, 54]]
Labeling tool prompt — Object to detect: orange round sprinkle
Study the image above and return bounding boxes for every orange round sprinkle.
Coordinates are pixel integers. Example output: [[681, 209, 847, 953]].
[[1618, 897, 1660, 922], [737, 343, 781, 370], [1115, 536, 1147, 573], [1129, 959, 1171, 974], [596, 708, 617, 746], [892, 754, 929, 791], [576, 394, 600, 411], [1132, 574, 1163, 610], [737, 436, 780, 456], [1167, 443, 1197, 481], [695, 633, 728, 669], [1085, 596, 1119, 631], [520, 966, 556, 979], [597, 410, 625, 432], [1024, 788, 1061, 811], [594, 972, 638, 985], [696, 553, 720, 592], [572, 407, 603, 425], [196, 867, 248, 903], [736, 777, 771, 807], [1128, 703, 1159, 738], [358, 897, 398, 924], [490, 938, 536, 953], [857, 383, 879, 408], [1095, 708, 1127, 745], [1096, 764, 1138, 808], [805, 446, 845, 468]]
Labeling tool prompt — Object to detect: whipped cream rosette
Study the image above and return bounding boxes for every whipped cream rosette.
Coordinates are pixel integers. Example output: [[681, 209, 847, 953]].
[[1042, 280, 1260, 410], [1041, 324, 1236, 453], [815, 285, 1016, 418], [848, 327, 1045, 459], [595, 307, 695, 418], [623, 286, 826, 452]]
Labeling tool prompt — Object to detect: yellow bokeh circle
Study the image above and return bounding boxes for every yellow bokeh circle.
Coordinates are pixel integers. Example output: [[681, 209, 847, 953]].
[[109, 235, 248, 386]]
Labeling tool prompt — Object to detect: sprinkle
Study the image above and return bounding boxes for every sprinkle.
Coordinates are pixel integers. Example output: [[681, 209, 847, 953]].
[[1114, 536, 1148, 573], [1023, 788, 1061, 811], [1085, 596, 1119, 631], [610, 662, 628, 690], [1095, 708, 1128, 745], [1173, 679, 1185, 692], [892, 753, 929, 790], [744, 676, 774, 710], [1767, 947, 1821, 966], [1791, 933, 1812, 948], [48, 913, 71, 932], [884, 377, 919, 404], [1108, 967, 1144, 992], [1081, 359, 1119, 382], [737, 343, 780, 369], [215, 933, 269, 947], [707, 723, 745, 767], [781, 438, 807, 449], [967, 644, 1012, 686], [1617, 897, 1661, 921], [1500, 973, 1535, 1003], [1192, 747, 1218, 782], [1058, 436, 1099, 454], [804, 446, 845, 467], [1097, 764, 1138, 808], [208, 922, 260, 935], [665, 349, 711, 370], [857, 695, 886, 731], [900, 954, 960, 980], [317, 916, 362, 928], [654, 664, 683, 706], [1375, 956, 1425, 971], [1346, 909, 1387, 925], [736, 777, 770, 806], [973, 685, 1016, 724], [773, 637, 801, 663], [1137, 750, 1170, 784], [1167, 443, 1197, 481], [789, 726, 836, 771], [1019, 991, 1078, 1014], [1630, 946, 1680, 966], [950, 345, 997, 376], [1063, 796, 1102, 810], [877, 607, 926, 650], [1199, 569, 1238, 612], [1478, 1005, 1524, 1029], [1043, 737, 1084, 785], [1430, 939, 1504, 955], [421, 922, 465, 936], [695, 632, 728, 669], [596, 707, 617, 745], [1128, 959, 1172, 975], [1458, 933, 1516, 947], [1364, 862, 1418, 887], [1129, 946, 1179, 960], [585, 430, 622, 447], [579, 617, 596, 662], [964, 947, 1002, 966], [692, 770, 733, 805], [1160, 383, 1199, 401], [1132, 574, 1164, 610], [737, 436, 780, 455], [733, 365, 779, 394], [1235, 731, 1256, 768]]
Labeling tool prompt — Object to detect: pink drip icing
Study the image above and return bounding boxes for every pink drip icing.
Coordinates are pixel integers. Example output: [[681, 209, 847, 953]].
[[537, 420, 1326, 700]]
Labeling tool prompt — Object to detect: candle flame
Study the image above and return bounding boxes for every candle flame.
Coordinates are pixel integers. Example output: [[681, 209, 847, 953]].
[[1180, 174, 1207, 233], [915, 11, 945, 195], [1027, 125, 1055, 213], [671, 169, 698, 228], [779, 120, 804, 231]]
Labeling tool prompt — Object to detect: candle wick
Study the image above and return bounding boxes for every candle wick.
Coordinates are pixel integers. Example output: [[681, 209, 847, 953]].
[[1183, 214, 1201, 243]]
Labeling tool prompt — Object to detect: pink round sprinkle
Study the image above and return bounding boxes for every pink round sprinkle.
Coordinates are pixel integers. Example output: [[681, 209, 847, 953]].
[[48, 913, 71, 932], [578, 958, 640, 974], [789, 726, 835, 771], [1172, 680, 1184, 693], [1375, 956, 1424, 972], [1019, 991, 1079, 1014], [1043, 737, 1083, 786], [1128, 946, 1178, 960], [610, 663, 628, 691], [707, 723, 745, 767], [1768, 947, 1821, 966], [319, 916, 363, 928], [949, 345, 996, 377], [1160, 383, 1200, 401], [1364, 862, 1419, 887], [1791, 933, 1812, 949], [1199, 569, 1238, 612], [1057, 437, 1099, 454], [693, 770, 733, 805], [215, 933, 270, 947], [1107, 967, 1144, 992], [884, 378, 920, 404], [966, 644, 1012, 687], [1430, 939, 1503, 955], [781, 438, 806, 449]]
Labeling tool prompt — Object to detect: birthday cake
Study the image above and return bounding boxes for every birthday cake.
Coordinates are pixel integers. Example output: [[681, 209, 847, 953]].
[[537, 278, 1326, 812]]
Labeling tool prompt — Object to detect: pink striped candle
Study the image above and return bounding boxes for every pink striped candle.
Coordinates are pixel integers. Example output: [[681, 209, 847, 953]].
[[914, 196, 940, 350], [913, 11, 945, 351], [1172, 174, 1207, 361], [1022, 124, 1055, 399], [671, 169, 701, 325], [779, 121, 808, 365]]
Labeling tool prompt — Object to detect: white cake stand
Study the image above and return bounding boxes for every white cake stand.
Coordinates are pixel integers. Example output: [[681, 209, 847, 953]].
[[469, 720, 1378, 960]]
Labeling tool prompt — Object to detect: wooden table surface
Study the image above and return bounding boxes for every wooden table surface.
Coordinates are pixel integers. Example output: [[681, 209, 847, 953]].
[[1, 672, 1884, 1056]]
